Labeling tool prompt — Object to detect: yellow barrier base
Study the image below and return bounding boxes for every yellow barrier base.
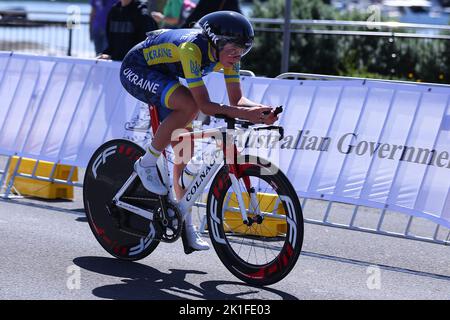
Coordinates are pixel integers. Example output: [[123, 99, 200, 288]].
[[7, 157, 78, 200], [203, 192, 286, 237]]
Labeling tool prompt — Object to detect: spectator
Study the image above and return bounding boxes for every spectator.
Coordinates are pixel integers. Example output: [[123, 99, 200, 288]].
[[150, 0, 184, 28], [98, 0, 158, 61], [90, 0, 116, 55], [147, 0, 168, 13], [181, 0, 241, 28]]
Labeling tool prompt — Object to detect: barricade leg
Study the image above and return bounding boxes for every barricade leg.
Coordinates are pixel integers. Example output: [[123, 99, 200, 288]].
[[1, 156, 22, 199], [0, 156, 13, 198]]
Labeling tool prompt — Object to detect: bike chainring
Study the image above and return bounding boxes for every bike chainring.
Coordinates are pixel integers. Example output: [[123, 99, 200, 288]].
[[155, 202, 183, 243]]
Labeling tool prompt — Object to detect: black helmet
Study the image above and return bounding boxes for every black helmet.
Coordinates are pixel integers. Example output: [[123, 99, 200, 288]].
[[197, 11, 254, 56]]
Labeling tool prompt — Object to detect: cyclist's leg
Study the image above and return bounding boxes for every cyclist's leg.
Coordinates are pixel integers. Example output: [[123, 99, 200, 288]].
[[120, 54, 193, 194], [171, 124, 195, 201], [120, 56, 207, 248], [149, 84, 199, 200], [151, 85, 199, 151], [161, 87, 209, 251], [154, 85, 199, 202], [144, 84, 209, 249]]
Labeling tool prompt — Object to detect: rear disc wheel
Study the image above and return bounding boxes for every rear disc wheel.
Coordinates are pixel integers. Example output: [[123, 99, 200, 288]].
[[83, 139, 160, 261]]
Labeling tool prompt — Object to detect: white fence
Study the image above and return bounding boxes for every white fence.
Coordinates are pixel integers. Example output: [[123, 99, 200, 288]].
[[0, 52, 449, 245]]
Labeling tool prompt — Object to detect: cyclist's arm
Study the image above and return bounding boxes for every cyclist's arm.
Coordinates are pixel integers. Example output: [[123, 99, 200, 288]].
[[190, 85, 274, 124], [189, 85, 246, 118], [179, 42, 247, 118], [223, 63, 262, 108], [225, 82, 242, 106], [222, 66, 277, 124], [225, 82, 262, 108]]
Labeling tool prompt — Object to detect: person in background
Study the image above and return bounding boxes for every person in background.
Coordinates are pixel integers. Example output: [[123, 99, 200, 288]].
[[181, 0, 241, 28], [150, 0, 184, 28], [97, 0, 158, 61], [90, 0, 117, 55], [147, 0, 168, 13]]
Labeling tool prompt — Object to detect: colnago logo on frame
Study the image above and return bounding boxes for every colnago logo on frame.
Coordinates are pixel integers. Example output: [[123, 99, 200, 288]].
[[186, 154, 218, 202]]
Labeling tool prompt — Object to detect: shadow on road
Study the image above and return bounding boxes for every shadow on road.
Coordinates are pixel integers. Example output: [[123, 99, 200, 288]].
[[73, 256, 298, 300]]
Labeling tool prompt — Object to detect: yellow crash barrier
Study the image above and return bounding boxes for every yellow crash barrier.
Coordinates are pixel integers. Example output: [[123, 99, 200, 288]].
[[7, 157, 78, 200], [223, 192, 287, 237]]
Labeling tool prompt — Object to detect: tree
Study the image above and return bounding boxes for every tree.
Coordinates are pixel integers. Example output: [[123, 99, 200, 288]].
[[244, 0, 338, 77], [244, 0, 450, 84]]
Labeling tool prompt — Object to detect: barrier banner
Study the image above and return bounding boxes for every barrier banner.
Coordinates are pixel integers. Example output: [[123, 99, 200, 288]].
[[0, 52, 449, 228]]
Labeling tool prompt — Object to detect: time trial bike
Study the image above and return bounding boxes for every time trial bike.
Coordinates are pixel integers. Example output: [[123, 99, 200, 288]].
[[83, 105, 304, 286]]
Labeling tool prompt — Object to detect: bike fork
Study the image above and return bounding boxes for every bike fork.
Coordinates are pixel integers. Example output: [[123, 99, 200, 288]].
[[229, 171, 263, 226], [242, 175, 262, 216], [229, 173, 249, 224]]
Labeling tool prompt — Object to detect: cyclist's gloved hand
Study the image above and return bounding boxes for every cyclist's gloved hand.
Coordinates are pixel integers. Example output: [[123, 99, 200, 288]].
[[263, 107, 279, 125], [96, 54, 112, 60], [242, 106, 269, 124], [249, 105, 278, 125]]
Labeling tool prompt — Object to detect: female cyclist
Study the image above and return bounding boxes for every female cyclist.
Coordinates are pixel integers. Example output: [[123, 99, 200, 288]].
[[119, 11, 278, 252]]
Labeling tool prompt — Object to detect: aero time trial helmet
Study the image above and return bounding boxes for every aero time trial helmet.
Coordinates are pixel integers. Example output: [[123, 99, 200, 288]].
[[197, 11, 254, 57]]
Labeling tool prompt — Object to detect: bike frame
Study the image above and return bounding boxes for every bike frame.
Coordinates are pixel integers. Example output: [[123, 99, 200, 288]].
[[112, 105, 261, 224]]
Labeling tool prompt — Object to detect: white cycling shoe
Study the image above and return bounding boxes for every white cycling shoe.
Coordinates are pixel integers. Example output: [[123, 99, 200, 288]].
[[134, 159, 168, 195], [182, 224, 210, 254]]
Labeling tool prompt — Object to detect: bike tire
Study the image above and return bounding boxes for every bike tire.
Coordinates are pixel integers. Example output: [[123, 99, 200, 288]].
[[83, 139, 159, 261], [206, 155, 304, 286]]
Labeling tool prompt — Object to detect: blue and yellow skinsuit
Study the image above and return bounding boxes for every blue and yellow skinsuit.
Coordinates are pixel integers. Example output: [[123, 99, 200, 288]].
[[120, 29, 241, 121]]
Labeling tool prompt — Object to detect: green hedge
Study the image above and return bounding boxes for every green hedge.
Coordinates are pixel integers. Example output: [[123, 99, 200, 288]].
[[242, 0, 450, 84]]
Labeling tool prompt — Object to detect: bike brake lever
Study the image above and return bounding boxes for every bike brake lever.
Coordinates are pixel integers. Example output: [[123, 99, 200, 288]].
[[262, 106, 283, 116], [274, 106, 283, 116]]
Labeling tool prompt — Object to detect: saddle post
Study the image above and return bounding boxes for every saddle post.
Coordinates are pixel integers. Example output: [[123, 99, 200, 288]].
[[148, 104, 171, 221], [148, 104, 159, 135]]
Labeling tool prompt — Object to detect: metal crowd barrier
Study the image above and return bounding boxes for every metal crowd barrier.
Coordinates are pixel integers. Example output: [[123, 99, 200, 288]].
[[268, 72, 450, 246], [0, 65, 449, 246], [1, 9, 450, 64], [0, 155, 82, 200], [0, 9, 93, 57]]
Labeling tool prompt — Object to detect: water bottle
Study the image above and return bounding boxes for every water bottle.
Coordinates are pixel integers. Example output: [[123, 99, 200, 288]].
[[179, 155, 202, 189]]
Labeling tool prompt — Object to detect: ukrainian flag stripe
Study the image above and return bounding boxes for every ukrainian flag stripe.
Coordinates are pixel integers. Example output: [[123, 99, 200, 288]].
[[224, 75, 240, 79], [161, 81, 181, 109], [187, 80, 205, 88], [225, 77, 240, 83], [186, 77, 203, 84]]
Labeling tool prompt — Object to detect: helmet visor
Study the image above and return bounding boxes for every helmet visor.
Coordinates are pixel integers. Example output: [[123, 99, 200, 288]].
[[217, 36, 253, 57]]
